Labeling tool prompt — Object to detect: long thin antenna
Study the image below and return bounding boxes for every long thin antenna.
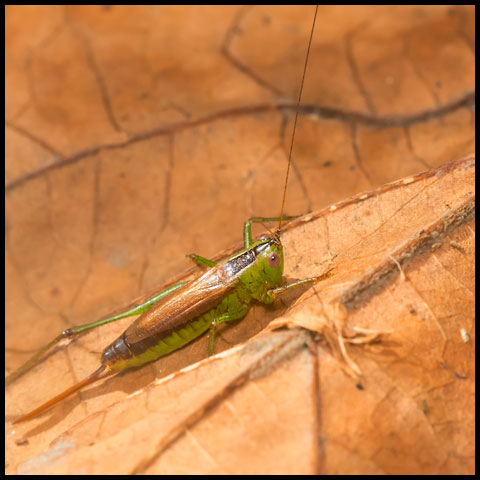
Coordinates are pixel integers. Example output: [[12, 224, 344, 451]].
[[277, 5, 318, 236]]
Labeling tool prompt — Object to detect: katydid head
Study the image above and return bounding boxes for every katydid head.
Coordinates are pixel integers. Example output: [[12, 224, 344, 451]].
[[252, 236, 284, 287]]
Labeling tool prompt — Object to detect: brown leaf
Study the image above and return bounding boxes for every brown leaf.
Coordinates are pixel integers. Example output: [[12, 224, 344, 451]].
[[5, 5, 475, 474], [6, 158, 474, 474]]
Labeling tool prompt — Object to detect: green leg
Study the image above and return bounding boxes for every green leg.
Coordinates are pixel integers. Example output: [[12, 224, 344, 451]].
[[263, 268, 335, 303], [187, 253, 217, 268], [243, 215, 298, 248], [5, 280, 189, 386], [208, 306, 249, 356]]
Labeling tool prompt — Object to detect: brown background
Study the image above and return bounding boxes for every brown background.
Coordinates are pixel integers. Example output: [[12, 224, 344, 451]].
[[5, 5, 475, 474]]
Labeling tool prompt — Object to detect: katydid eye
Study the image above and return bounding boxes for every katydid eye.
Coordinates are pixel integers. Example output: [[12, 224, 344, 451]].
[[267, 252, 281, 268]]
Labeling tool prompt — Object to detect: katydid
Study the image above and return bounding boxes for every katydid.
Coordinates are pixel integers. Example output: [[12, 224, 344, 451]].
[[8, 5, 327, 424]]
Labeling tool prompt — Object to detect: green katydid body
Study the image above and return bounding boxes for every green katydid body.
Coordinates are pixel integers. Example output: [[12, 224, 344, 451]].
[[13, 219, 331, 424], [9, 6, 322, 424], [102, 234, 284, 372]]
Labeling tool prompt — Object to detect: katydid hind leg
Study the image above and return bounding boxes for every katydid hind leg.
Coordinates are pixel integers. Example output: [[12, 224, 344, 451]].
[[5, 280, 189, 386]]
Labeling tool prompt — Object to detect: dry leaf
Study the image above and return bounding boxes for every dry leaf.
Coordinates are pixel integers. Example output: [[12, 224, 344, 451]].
[[5, 5, 475, 474], [6, 158, 475, 474]]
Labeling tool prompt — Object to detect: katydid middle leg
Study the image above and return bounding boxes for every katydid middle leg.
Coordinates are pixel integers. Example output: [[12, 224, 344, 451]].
[[187, 253, 217, 268], [207, 305, 250, 356]]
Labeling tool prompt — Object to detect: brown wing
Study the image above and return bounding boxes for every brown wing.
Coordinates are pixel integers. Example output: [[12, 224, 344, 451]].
[[123, 265, 236, 344]]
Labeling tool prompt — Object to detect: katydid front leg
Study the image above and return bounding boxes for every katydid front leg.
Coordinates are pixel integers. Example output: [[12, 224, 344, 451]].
[[206, 269, 334, 356], [243, 215, 298, 248], [264, 268, 335, 303], [189, 215, 296, 266]]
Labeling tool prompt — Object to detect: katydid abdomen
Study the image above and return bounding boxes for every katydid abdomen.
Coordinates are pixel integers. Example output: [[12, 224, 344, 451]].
[[105, 289, 249, 371]]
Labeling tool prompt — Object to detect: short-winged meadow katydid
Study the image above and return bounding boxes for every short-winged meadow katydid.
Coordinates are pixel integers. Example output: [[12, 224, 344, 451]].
[[8, 5, 333, 424]]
